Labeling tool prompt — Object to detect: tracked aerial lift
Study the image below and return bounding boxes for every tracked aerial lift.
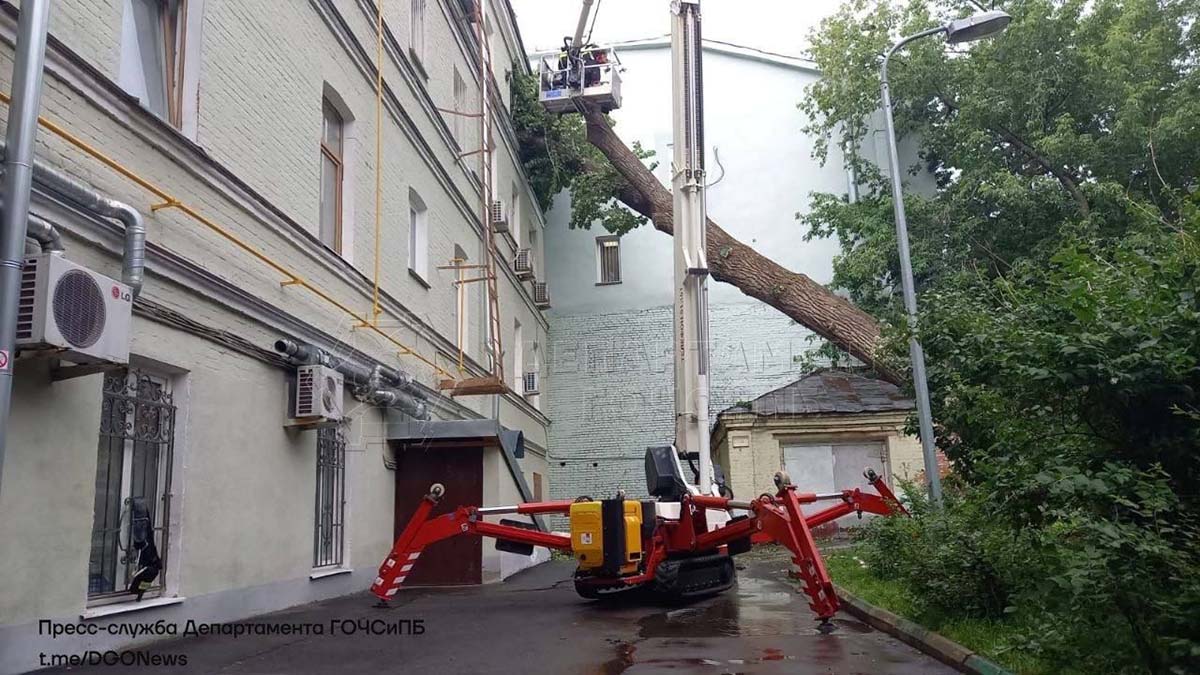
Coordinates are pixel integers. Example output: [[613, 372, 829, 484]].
[[370, 0, 907, 624]]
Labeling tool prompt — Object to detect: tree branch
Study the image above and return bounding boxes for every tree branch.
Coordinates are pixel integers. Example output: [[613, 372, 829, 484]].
[[992, 122, 1090, 217]]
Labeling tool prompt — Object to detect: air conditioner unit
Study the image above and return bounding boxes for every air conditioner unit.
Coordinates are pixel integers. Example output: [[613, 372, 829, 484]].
[[295, 364, 344, 421], [522, 371, 539, 396], [513, 248, 534, 280], [490, 199, 509, 234], [532, 281, 551, 310], [16, 252, 132, 365]]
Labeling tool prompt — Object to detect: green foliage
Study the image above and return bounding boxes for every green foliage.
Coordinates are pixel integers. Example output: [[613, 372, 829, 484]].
[[508, 68, 654, 235], [804, 2, 1200, 671], [802, 0, 1200, 320]]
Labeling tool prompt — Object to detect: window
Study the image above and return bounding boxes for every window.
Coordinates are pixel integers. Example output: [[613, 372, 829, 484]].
[[532, 472, 543, 502], [452, 67, 467, 149], [597, 236, 621, 285], [512, 320, 523, 390], [510, 183, 521, 247], [319, 99, 344, 253], [410, 0, 426, 64], [314, 427, 347, 568], [453, 244, 470, 355], [89, 369, 176, 602], [408, 189, 429, 282], [122, 0, 188, 126]]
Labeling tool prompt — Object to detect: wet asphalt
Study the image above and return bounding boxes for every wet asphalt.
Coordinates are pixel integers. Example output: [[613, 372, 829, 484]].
[[43, 552, 955, 674]]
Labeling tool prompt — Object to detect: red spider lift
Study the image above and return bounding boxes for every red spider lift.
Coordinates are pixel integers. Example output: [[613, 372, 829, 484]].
[[371, 468, 906, 622], [370, 0, 910, 625]]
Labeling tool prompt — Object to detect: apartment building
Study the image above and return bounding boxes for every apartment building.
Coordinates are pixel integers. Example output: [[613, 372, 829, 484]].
[[0, 1, 550, 671]]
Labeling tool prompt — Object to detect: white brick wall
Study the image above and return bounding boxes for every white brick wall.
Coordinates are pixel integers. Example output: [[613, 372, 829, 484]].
[[545, 301, 820, 503]]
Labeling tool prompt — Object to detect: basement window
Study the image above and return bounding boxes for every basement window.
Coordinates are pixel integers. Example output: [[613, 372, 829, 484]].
[[596, 236, 621, 285]]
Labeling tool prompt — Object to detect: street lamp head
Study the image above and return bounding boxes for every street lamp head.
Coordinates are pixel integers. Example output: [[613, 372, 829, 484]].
[[944, 10, 1012, 44]]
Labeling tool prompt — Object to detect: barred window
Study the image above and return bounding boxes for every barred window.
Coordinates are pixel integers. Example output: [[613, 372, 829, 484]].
[[89, 369, 176, 603], [314, 426, 347, 568], [596, 236, 621, 285]]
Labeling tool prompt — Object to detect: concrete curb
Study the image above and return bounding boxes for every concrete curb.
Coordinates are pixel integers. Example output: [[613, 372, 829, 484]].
[[834, 584, 1014, 675]]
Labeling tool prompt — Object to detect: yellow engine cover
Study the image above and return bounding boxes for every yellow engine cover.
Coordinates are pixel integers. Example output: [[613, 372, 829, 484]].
[[570, 500, 643, 573]]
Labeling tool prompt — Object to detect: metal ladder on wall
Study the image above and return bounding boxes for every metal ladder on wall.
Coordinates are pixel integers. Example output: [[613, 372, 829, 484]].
[[438, 0, 507, 397]]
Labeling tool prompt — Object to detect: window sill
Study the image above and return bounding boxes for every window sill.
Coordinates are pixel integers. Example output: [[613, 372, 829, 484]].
[[310, 567, 353, 581], [81, 596, 186, 620], [595, 281, 622, 287], [408, 268, 431, 289]]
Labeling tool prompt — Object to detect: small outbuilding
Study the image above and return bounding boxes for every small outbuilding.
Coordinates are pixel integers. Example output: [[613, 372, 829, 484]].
[[712, 369, 926, 506]]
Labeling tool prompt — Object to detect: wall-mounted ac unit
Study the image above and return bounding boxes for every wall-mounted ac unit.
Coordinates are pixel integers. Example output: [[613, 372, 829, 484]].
[[522, 371, 539, 396], [490, 200, 508, 234], [16, 252, 132, 365], [513, 248, 534, 280], [295, 364, 344, 421], [532, 281, 551, 310]]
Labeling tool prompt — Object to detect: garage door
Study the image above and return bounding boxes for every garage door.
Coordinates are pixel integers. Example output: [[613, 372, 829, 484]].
[[782, 442, 887, 525], [393, 445, 483, 585]]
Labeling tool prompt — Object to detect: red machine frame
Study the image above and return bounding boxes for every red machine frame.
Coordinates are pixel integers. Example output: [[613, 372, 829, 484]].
[[371, 471, 906, 621]]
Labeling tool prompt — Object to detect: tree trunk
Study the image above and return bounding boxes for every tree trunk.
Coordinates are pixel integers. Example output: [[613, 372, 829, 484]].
[[583, 111, 900, 385]]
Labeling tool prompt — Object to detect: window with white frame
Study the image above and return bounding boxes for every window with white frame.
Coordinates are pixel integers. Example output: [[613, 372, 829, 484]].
[[410, 0, 427, 64], [596, 236, 621, 285], [314, 426, 347, 568], [319, 98, 344, 253], [88, 368, 177, 603], [120, 0, 188, 127], [408, 189, 429, 282], [452, 67, 467, 149]]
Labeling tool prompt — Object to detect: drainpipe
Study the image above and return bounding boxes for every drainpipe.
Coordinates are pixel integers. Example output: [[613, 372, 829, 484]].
[[0, 0, 50, 499], [274, 339, 430, 420]]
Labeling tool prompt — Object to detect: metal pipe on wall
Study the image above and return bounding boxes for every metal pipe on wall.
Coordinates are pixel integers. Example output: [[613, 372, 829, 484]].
[[274, 339, 430, 420], [0, 0, 50, 499], [0, 140, 146, 296]]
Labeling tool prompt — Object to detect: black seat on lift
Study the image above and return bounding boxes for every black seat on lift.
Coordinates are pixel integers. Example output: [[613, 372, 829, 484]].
[[645, 446, 689, 501]]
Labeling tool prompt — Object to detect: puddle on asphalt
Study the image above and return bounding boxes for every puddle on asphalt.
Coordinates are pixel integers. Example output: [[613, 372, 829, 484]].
[[634, 575, 873, 639]]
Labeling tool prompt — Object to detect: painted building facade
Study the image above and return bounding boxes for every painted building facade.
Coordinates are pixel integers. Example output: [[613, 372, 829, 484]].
[[0, 1, 552, 672]]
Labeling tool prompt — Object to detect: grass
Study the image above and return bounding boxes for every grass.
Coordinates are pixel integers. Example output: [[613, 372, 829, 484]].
[[825, 548, 1049, 675]]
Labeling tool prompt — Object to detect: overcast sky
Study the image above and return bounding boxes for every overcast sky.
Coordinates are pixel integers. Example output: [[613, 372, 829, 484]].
[[508, 0, 847, 57]]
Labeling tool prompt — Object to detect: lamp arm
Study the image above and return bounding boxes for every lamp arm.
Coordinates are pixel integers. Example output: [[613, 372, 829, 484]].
[[880, 25, 948, 86]]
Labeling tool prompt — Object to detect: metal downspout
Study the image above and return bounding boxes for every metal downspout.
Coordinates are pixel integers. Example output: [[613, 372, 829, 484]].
[[0, 0, 50, 499]]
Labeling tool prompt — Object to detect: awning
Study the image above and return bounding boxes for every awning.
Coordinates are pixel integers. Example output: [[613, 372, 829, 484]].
[[386, 418, 525, 458]]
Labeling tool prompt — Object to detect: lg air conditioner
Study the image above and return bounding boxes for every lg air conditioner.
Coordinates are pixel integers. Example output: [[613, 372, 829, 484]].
[[15, 252, 132, 365]]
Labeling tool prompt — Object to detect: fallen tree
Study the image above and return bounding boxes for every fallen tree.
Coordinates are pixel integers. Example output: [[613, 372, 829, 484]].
[[579, 110, 898, 384]]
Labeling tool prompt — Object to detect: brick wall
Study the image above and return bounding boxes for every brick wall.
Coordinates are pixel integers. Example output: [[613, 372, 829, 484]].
[[545, 300, 820, 505]]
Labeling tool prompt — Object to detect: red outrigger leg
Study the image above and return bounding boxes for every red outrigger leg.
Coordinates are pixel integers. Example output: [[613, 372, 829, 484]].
[[370, 484, 574, 601], [371, 472, 908, 622]]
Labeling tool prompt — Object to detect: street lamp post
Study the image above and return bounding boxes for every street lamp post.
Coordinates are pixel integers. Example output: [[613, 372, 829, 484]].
[[879, 10, 1011, 506]]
